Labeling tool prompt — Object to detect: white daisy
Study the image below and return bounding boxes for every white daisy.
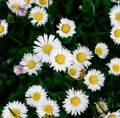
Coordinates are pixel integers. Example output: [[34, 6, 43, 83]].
[[2, 101, 28, 118], [104, 110, 120, 118], [25, 85, 47, 107], [49, 48, 73, 72], [0, 19, 8, 37], [94, 42, 109, 59], [29, 6, 48, 26], [33, 34, 62, 63], [56, 18, 76, 38], [20, 53, 42, 76], [36, 98, 60, 118], [63, 88, 89, 116], [73, 46, 93, 69], [107, 57, 120, 76], [84, 69, 105, 92]]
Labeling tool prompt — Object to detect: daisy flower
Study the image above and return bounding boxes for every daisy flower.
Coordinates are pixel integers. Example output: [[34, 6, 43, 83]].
[[33, 34, 62, 63], [19, 53, 42, 76], [36, 98, 60, 118], [25, 85, 47, 107], [2, 101, 28, 118], [104, 110, 120, 118], [63, 88, 89, 116], [56, 18, 76, 38], [49, 48, 73, 72], [73, 46, 93, 69], [0, 19, 8, 37], [94, 42, 109, 59], [107, 57, 120, 76], [29, 6, 48, 26], [84, 69, 105, 92]]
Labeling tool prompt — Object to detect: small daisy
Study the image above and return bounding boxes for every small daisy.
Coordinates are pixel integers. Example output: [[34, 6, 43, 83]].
[[0, 19, 8, 37], [107, 57, 120, 76], [63, 88, 89, 116], [56, 18, 76, 38], [2, 101, 28, 118], [73, 46, 93, 69], [20, 53, 42, 76], [94, 42, 109, 59], [84, 69, 105, 92], [49, 48, 73, 72], [36, 98, 60, 118], [25, 85, 47, 107], [33, 34, 62, 63], [104, 110, 120, 118], [29, 6, 48, 26]]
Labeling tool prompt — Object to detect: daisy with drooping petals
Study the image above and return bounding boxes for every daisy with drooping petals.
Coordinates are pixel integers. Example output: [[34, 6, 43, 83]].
[[36, 98, 60, 118], [49, 48, 73, 72], [20, 53, 42, 76], [84, 69, 105, 92], [0, 19, 8, 37], [104, 110, 120, 118], [29, 6, 48, 26], [63, 88, 89, 116], [107, 57, 120, 76], [73, 46, 93, 69], [56, 18, 76, 38], [25, 85, 47, 107], [94, 42, 109, 59], [2, 101, 28, 118], [33, 34, 62, 63]]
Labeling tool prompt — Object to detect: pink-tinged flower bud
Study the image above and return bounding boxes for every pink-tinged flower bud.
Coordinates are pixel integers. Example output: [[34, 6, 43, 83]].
[[13, 65, 23, 75], [18, 5, 27, 16]]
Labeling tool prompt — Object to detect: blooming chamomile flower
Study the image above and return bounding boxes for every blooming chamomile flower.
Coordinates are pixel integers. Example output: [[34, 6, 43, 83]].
[[56, 18, 76, 38], [33, 34, 62, 63], [94, 42, 109, 59], [29, 6, 48, 26], [73, 46, 93, 69], [0, 19, 8, 37], [84, 69, 105, 92], [107, 57, 120, 76], [25, 85, 47, 107], [104, 110, 120, 118], [2, 101, 28, 118], [20, 53, 42, 76], [63, 88, 89, 116], [49, 48, 73, 72], [36, 98, 60, 118]]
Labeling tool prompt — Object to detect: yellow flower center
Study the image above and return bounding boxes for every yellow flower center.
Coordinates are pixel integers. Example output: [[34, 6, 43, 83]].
[[44, 105, 53, 114], [34, 12, 43, 21], [12, 4, 20, 10], [43, 44, 53, 54], [11, 108, 20, 118], [69, 68, 76, 76], [32, 92, 41, 101], [89, 75, 98, 84], [114, 29, 120, 38], [25, 0, 30, 4], [62, 24, 70, 33], [116, 12, 120, 21], [108, 114, 116, 118], [76, 53, 86, 62], [0, 25, 4, 33], [95, 47, 103, 55], [98, 103, 105, 110], [27, 60, 36, 69], [71, 97, 80, 106], [39, 0, 47, 5], [79, 70, 85, 79], [55, 54, 65, 64], [112, 64, 120, 72]]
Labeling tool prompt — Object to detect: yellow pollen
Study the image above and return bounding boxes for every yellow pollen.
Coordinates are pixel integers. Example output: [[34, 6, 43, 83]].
[[79, 70, 85, 79], [32, 92, 41, 101], [27, 60, 36, 69], [12, 4, 20, 10], [114, 29, 120, 38], [89, 75, 98, 84], [62, 24, 70, 33], [25, 0, 30, 4], [116, 12, 120, 21], [55, 54, 65, 64], [69, 68, 76, 76], [108, 114, 116, 118], [98, 103, 105, 110], [95, 47, 103, 55], [44, 105, 53, 114], [76, 53, 86, 62], [112, 64, 120, 72], [34, 12, 43, 21], [71, 97, 80, 106], [39, 0, 47, 5], [0, 25, 4, 33], [11, 109, 20, 118], [43, 44, 53, 54]]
